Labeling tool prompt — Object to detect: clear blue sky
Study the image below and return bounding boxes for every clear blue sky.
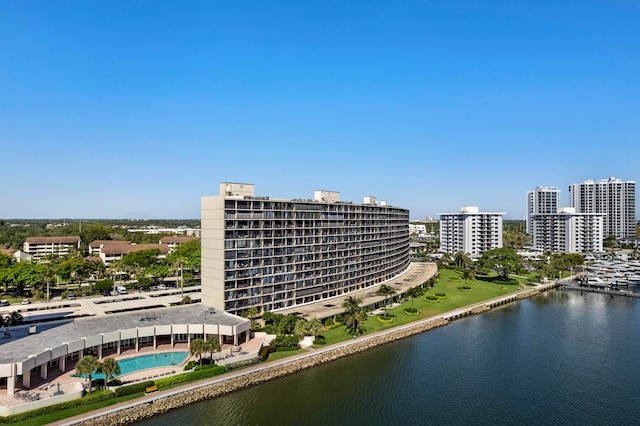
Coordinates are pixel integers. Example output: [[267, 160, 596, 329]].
[[1, 1, 638, 220]]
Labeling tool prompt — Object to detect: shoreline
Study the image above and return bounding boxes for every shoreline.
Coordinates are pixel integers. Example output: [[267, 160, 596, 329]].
[[59, 281, 559, 426]]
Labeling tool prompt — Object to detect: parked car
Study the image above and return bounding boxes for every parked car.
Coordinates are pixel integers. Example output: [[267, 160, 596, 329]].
[[21, 299, 30, 305], [0, 300, 9, 306], [67, 294, 76, 300], [156, 284, 167, 291]]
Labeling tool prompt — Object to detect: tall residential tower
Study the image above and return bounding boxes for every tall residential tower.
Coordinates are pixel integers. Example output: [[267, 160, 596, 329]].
[[568, 177, 636, 239], [526, 186, 561, 233]]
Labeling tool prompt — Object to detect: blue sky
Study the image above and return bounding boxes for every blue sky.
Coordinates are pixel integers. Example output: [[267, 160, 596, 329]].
[[1, 1, 638, 220]]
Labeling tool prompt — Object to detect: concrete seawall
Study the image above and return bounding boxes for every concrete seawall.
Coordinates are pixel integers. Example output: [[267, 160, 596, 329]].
[[66, 282, 560, 426]]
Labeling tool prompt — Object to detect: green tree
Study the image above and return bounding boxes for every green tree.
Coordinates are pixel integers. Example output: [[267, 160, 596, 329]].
[[405, 286, 420, 310], [294, 318, 309, 338], [98, 358, 121, 389], [307, 318, 323, 337], [342, 296, 367, 336], [121, 249, 160, 268], [55, 257, 96, 282], [241, 307, 260, 331], [190, 338, 207, 367], [76, 355, 99, 393], [205, 337, 221, 360], [0, 252, 12, 269], [477, 248, 523, 281], [376, 284, 397, 319], [166, 240, 201, 272], [0, 262, 46, 295]]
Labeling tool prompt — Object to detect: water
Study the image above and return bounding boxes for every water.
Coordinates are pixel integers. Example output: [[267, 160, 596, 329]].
[[137, 290, 640, 425], [78, 351, 188, 380]]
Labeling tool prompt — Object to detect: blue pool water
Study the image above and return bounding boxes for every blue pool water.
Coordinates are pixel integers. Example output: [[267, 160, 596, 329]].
[[78, 351, 189, 379]]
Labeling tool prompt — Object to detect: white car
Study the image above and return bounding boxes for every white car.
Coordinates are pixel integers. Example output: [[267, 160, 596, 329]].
[[21, 299, 30, 305]]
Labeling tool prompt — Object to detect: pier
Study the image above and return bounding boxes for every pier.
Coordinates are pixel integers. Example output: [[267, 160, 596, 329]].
[[563, 282, 640, 299]]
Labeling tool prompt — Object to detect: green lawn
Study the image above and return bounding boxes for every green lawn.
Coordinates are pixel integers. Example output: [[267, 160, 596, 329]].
[[320, 268, 522, 342]]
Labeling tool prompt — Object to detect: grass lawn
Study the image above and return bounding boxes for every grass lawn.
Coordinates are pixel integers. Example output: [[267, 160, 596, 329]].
[[319, 268, 522, 341]]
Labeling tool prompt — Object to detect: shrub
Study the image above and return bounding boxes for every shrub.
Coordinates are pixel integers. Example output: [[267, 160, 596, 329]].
[[313, 336, 327, 345], [404, 308, 419, 315], [425, 295, 438, 301], [114, 380, 155, 397], [459, 286, 472, 292], [225, 358, 261, 370], [434, 293, 446, 297], [324, 318, 334, 327], [184, 360, 198, 371], [271, 334, 300, 349], [154, 366, 226, 390]]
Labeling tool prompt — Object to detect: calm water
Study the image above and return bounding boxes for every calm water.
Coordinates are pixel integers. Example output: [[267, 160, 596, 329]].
[[138, 290, 640, 425], [78, 352, 188, 380]]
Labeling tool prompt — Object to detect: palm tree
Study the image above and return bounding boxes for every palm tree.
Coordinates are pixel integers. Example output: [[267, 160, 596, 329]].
[[342, 296, 367, 336], [190, 338, 207, 367], [405, 286, 420, 310], [294, 318, 309, 338], [241, 307, 260, 331], [206, 337, 221, 361], [76, 355, 99, 393], [376, 285, 397, 319], [307, 318, 324, 337], [98, 358, 121, 389]]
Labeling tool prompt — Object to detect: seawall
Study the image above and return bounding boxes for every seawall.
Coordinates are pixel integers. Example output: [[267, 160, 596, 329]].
[[66, 282, 560, 426]]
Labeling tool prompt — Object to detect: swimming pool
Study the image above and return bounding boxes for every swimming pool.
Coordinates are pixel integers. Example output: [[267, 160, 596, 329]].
[[76, 351, 190, 379]]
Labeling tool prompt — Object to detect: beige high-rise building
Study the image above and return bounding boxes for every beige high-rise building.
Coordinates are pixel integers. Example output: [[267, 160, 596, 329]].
[[201, 183, 410, 315]]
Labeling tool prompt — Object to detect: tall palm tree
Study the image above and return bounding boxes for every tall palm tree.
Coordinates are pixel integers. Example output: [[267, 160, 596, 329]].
[[190, 338, 207, 367], [376, 285, 397, 319], [76, 355, 99, 393], [405, 286, 419, 310], [206, 337, 221, 361], [98, 358, 121, 389], [342, 296, 367, 336]]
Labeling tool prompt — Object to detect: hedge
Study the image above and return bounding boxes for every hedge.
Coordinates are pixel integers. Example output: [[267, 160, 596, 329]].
[[154, 366, 226, 390], [114, 381, 155, 397]]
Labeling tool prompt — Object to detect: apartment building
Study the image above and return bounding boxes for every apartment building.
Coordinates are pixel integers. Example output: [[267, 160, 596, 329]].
[[23, 236, 81, 260], [98, 243, 170, 264], [527, 186, 561, 233], [439, 206, 504, 255], [201, 183, 410, 315], [159, 236, 200, 253], [569, 177, 636, 239], [530, 208, 604, 253]]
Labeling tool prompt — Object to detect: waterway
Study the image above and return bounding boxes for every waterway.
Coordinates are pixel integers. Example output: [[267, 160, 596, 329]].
[[137, 289, 640, 425]]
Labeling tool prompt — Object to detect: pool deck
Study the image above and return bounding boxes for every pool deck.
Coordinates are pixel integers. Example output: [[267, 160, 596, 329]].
[[0, 338, 264, 409]]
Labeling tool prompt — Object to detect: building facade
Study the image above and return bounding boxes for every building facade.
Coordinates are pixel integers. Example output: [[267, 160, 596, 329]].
[[201, 183, 410, 315], [530, 208, 604, 253], [23, 237, 81, 260], [439, 206, 505, 255], [569, 177, 636, 239], [527, 186, 561, 233]]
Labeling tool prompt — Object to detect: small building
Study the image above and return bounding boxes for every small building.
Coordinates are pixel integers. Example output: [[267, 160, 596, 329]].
[[0, 246, 34, 263]]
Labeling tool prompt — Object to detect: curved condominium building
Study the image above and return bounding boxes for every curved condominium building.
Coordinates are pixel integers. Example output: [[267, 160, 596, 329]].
[[201, 183, 410, 315]]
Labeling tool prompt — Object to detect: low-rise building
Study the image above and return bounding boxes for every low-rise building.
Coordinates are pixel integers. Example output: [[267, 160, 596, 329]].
[[159, 236, 200, 253], [98, 243, 170, 264], [23, 236, 81, 260]]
